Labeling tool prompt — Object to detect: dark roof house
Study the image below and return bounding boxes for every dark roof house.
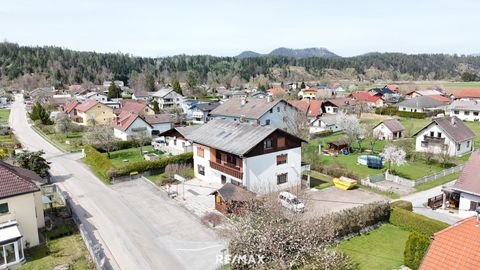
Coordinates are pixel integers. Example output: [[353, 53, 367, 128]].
[[413, 116, 475, 143], [375, 118, 405, 133], [0, 161, 42, 200], [452, 150, 480, 196], [397, 96, 445, 109]]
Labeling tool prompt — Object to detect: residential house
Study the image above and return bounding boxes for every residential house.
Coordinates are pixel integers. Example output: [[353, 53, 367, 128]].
[[75, 100, 115, 126], [414, 116, 475, 157], [384, 84, 400, 92], [288, 100, 324, 133], [63, 100, 79, 118], [453, 89, 480, 101], [449, 151, 480, 211], [113, 112, 152, 141], [151, 89, 184, 110], [314, 115, 342, 133], [156, 126, 199, 155], [187, 119, 306, 194], [419, 216, 480, 270], [144, 114, 172, 135], [350, 91, 384, 108], [267, 88, 287, 98], [315, 89, 335, 100], [298, 87, 318, 100], [369, 87, 395, 97], [131, 90, 152, 101], [449, 100, 480, 121], [321, 98, 356, 114], [373, 119, 405, 140], [85, 92, 108, 102], [217, 89, 247, 100], [428, 95, 451, 104], [118, 99, 155, 117], [406, 89, 444, 99], [209, 97, 298, 132], [191, 102, 220, 124], [0, 161, 46, 269], [250, 91, 268, 99], [396, 96, 446, 113]]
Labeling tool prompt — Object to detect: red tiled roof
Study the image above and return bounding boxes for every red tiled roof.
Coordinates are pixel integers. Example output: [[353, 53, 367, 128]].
[[453, 151, 480, 195], [114, 113, 151, 132], [76, 99, 99, 112], [303, 87, 318, 92], [455, 89, 480, 99], [429, 95, 451, 103], [0, 161, 41, 199], [326, 98, 356, 107], [420, 217, 480, 270], [267, 88, 286, 96], [64, 100, 79, 113], [351, 91, 381, 103], [119, 100, 148, 114], [287, 100, 322, 117]]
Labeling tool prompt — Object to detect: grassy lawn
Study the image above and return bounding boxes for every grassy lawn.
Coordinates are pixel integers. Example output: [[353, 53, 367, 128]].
[[32, 126, 84, 152], [414, 172, 460, 192], [337, 224, 410, 270], [107, 145, 157, 167], [308, 170, 334, 189], [146, 172, 170, 185], [0, 108, 10, 124], [20, 232, 93, 270]]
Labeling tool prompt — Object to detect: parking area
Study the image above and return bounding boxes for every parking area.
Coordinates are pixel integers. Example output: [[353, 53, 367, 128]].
[[300, 187, 388, 219]]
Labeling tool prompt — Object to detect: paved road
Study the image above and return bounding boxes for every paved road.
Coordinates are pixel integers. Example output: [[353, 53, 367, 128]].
[[400, 180, 462, 224], [10, 95, 226, 270]]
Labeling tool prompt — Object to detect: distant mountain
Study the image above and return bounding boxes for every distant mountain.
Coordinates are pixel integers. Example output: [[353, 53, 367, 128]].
[[236, 47, 339, 59]]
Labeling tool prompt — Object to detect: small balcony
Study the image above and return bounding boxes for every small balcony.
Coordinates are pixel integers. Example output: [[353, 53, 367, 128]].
[[423, 135, 445, 144], [210, 160, 243, 179]]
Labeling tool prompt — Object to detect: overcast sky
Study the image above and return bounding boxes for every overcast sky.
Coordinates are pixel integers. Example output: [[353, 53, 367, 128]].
[[1, 0, 479, 57]]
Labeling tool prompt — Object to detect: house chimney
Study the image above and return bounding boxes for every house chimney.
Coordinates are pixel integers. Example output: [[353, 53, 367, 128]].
[[451, 116, 456, 126], [241, 96, 246, 106], [267, 95, 273, 103], [239, 115, 245, 123]]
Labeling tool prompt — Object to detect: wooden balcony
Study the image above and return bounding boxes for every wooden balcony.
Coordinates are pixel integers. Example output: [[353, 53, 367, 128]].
[[424, 135, 445, 144], [210, 161, 243, 179]]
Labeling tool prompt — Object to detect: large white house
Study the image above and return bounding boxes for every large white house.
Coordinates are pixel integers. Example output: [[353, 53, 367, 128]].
[[209, 97, 298, 133], [413, 116, 475, 157], [156, 126, 199, 155], [151, 89, 184, 110], [449, 100, 480, 121], [0, 161, 45, 269], [187, 119, 306, 194]]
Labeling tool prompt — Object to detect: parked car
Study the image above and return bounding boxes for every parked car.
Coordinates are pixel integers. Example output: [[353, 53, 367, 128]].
[[278, 191, 305, 213]]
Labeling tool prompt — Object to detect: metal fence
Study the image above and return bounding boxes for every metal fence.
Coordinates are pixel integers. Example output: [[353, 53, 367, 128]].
[[382, 164, 464, 187], [54, 185, 109, 270]]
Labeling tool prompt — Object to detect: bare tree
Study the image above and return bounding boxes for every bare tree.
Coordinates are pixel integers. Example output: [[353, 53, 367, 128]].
[[365, 124, 380, 153], [439, 144, 453, 167], [84, 126, 118, 158], [336, 112, 364, 151], [423, 145, 436, 165], [131, 131, 151, 155], [283, 109, 310, 140], [54, 112, 72, 135]]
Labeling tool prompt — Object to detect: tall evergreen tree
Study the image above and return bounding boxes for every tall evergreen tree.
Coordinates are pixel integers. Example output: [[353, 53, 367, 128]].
[[108, 81, 121, 99], [16, 150, 51, 181], [172, 79, 182, 95]]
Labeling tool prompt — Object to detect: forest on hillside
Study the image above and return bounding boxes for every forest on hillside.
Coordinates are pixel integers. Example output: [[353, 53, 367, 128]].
[[1, 42, 480, 91]]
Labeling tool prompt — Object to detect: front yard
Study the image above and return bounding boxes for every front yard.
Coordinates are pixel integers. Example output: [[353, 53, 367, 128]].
[[336, 224, 410, 270], [106, 145, 161, 167], [32, 125, 85, 152], [0, 108, 10, 124]]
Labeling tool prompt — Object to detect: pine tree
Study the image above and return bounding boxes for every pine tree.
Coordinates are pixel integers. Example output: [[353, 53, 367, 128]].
[[151, 100, 160, 114], [108, 81, 121, 99], [172, 79, 182, 95]]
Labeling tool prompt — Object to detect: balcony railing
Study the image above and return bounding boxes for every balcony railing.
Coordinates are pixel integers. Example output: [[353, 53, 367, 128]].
[[424, 135, 445, 143], [210, 161, 243, 179]]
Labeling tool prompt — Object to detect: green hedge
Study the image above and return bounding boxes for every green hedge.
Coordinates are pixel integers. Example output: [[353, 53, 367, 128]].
[[311, 130, 333, 139], [84, 145, 114, 182], [107, 152, 193, 178], [404, 232, 431, 270], [391, 200, 413, 211], [389, 208, 448, 237], [396, 111, 427, 119], [375, 106, 397, 115], [93, 140, 150, 153]]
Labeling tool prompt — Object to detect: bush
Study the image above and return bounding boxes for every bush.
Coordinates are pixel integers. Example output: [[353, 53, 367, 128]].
[[107, 152, 193, 178], [375, 106, 397, 115], [389, 208, 448, 237], [310, 130, 333, 138], [396, 111, 427, 119], [93, 140, 151, 152], [391, 200, 413, 211], [84, 145, 114, 181], [404, 232, 431, 270], [313, 162, 360, 180]]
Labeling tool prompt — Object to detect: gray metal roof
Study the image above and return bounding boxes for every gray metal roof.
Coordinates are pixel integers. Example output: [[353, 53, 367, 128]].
[[186, 119, 277, 156], [210, 97, 284, 120], [195, 102, 220, 112], [449, 100, 480, 111], [176, 125, 201, 137], [397, 96, 444, 109]]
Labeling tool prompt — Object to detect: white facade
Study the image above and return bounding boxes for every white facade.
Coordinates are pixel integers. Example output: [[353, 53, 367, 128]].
[[154, 137, 192, 155], [415, 124, 473, 156], [150, 122, 172, 134], [323, 105, 338, 114], [153, 91, 184, 110], [86, 92, 108, 102], [193, 144, 302, 195], [113, 117, 152, 141], [373, 123, 403, 140], [191, 109, 209, 124], [458, 192, 480, 211], [398, 105, 425, 113], [450, 109, 480, 122]]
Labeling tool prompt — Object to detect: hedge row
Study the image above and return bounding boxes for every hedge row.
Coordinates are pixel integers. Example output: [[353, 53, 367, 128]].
[[396, 111, 427, 119], [84, 145, 114, 181], [404, 232, 431, 270], [310, 130, 333, 139], [93, 140, 150, 153], [107, 152, 193, 178], [389, 208, 448, 237], [391, 200, 413, 211]]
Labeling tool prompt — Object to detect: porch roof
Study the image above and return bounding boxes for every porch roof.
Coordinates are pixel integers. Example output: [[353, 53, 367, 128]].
[[0, 224, 21, 245]]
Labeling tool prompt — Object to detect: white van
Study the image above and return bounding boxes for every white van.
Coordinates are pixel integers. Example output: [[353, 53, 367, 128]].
[[278, 191, 305, 213]]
